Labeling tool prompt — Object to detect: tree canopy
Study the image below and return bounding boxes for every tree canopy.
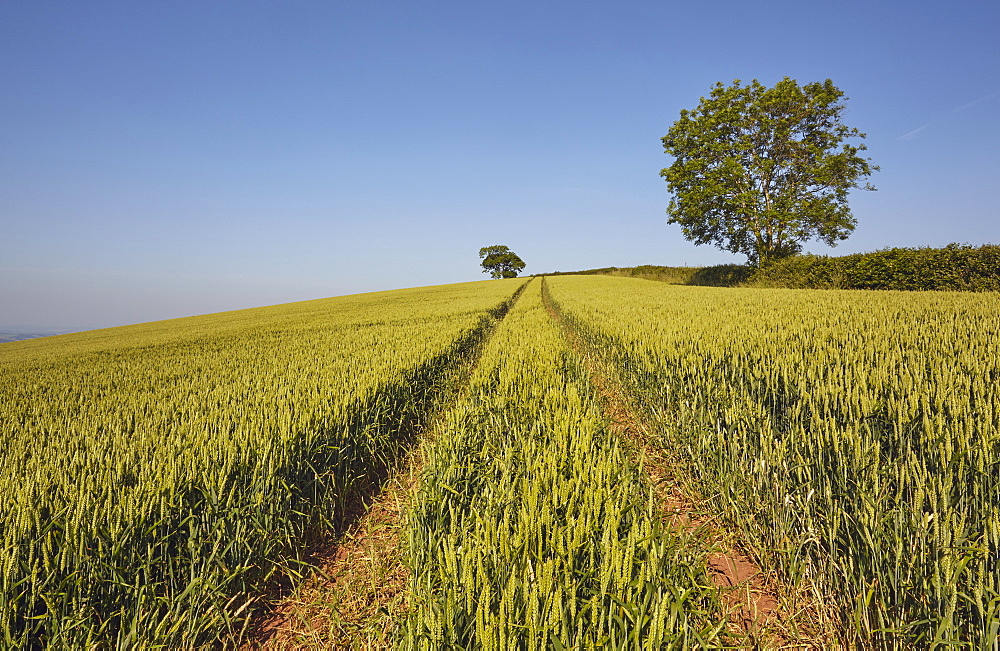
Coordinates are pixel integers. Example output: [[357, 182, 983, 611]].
[[479, 245, 525, 279], [661, 77, 877, 267]]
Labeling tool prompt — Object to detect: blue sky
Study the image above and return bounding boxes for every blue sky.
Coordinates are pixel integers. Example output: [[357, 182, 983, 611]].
[[2, 0, 998, 330]]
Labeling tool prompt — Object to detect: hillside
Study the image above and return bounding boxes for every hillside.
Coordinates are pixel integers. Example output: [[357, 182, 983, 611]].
[[2, 276, 998, 647]]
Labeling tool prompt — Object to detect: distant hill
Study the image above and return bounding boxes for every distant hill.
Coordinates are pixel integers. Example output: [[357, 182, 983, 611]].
[[0, 330, 75, 343]]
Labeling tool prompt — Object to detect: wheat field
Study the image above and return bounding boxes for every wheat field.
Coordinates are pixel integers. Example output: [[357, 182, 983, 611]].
[[2, 275, 996, 647]]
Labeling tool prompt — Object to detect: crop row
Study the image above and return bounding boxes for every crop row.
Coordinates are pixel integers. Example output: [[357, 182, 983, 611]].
[[546, 275, 1000, 647], [400, 279, 727, 648], [0, 280, 522, 648]]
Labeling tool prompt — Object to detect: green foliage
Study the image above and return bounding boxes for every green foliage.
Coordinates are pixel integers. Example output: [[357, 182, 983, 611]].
[[606, 265, 702, 284], [749, 243, 1000, 290], [686, 265, 753, 286], [661, 77, 877, 266], [539, 265, 698, 283], [543, 243, 999, 292], [479, 245, 526, 279], [0, 280, 522, 648], [541, 264, 752, 287], [746, 253, 843, 288], [548, 275, 1000, 647]]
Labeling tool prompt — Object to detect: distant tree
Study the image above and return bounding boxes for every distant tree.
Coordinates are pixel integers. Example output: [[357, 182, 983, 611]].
[[479, 245, 526, 279], [661, 77, 878, 267]]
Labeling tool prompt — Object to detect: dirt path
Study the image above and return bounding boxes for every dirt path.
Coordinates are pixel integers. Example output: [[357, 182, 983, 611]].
[[246, 449, 419, 649], [540, 279, 828, 649]]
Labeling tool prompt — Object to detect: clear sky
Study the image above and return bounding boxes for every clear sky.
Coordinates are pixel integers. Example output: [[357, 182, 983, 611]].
[[2, 0, 998, 331]]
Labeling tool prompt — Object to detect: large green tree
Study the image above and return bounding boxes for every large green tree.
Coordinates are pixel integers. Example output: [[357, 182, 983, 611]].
[[661, 77, 877, 267], [479, 245, 525, 279]]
